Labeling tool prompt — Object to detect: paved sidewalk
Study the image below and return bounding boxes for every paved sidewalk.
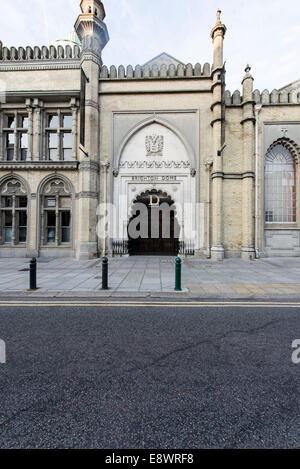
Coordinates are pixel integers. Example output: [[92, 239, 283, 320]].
[[1, 256, 300, 298]]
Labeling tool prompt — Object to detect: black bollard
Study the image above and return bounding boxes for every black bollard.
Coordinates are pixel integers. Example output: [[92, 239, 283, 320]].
[[175, 257, 182, 291], [29, 257, 37, 290], [102, 257, 109, 290]]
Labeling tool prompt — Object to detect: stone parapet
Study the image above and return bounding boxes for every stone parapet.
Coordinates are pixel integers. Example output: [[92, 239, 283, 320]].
[[100, 63, 212, 80], [0, 45, 81, 62]]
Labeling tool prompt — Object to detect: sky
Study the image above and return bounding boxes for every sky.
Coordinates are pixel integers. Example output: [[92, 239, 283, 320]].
[[0, 0, 299, 91]]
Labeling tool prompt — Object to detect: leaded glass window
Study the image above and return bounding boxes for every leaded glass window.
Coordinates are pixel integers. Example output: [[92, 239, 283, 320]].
[[265, 144, 296, 223]]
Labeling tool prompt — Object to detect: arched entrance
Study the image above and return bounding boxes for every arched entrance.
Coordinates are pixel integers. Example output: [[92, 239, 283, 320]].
[[128, 190, 180, 256]]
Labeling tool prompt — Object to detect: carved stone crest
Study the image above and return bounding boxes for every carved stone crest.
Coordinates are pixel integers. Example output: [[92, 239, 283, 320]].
[[145, 135, 164, 156]]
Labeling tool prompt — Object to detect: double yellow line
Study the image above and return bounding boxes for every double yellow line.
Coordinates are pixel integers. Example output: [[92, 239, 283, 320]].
[[0, 300, 300, 308]]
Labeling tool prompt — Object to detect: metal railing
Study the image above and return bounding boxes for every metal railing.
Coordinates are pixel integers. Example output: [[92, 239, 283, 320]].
[[179, 241, 195, 256], [112, 239, 129, 255]]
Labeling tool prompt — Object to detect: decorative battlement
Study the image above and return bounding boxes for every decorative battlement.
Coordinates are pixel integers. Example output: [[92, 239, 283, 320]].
[[100, 63, 212, 80], [225, 89, 300, 105], [0, 44, 81, 62]]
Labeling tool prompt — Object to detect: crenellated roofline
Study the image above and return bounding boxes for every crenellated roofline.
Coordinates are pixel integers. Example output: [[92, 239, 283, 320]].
[[225, 88, 300, 106], [0, 44, 81, 62], [100, 62, 212, 80]]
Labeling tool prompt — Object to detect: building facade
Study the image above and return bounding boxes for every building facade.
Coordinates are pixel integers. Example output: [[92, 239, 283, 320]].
[[0, 1, 299, 260]]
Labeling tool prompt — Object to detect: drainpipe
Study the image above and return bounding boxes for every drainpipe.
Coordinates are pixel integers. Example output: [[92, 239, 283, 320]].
[[205, 159, 213, 258], [255, 104, 262, 259]]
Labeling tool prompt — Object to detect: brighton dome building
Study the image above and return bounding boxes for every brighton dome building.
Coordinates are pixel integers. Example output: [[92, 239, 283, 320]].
[[0, 0, 299, 260]]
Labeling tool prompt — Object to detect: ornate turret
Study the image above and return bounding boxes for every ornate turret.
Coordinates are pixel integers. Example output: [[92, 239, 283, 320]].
[[75, 0, 109, 60], [242, 64, 254, 100]]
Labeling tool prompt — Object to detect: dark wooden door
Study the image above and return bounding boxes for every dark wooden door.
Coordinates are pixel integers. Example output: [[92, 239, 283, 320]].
[[128, 191, 179, 256]]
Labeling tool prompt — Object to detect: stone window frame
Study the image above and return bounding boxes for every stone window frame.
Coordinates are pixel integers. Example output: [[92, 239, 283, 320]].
[[39, 176, 74, 248], [264, 140, 299, 227], [1, 111, 29, 162], [0, 176, 29, 246], [44, 110, 74, 162]]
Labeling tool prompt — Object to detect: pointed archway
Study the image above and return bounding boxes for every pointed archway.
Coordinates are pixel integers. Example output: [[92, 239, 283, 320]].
[[127, 190, 180, 256]]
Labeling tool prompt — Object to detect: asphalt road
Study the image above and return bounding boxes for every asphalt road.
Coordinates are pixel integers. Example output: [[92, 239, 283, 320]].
[[0, 298, 299, 449]]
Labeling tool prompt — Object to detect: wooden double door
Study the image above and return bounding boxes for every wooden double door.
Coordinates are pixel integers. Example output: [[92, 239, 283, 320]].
[[128, 190, 180, 256]]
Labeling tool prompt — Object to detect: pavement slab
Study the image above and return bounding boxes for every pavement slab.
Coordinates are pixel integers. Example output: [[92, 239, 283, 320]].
[[0, 256, 300, 298]]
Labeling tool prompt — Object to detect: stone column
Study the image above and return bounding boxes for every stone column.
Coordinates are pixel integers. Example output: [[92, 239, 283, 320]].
[[76, 58, 101, 260], [25, 99, 33, 161], [210, 10, 226, 260], [241, 66, 256, 260], [33, 100, 42, 161]]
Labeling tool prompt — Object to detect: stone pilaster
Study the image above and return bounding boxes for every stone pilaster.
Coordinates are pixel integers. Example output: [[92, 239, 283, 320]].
[[210, 9, 226, 260], [241, 65, 256, 260]]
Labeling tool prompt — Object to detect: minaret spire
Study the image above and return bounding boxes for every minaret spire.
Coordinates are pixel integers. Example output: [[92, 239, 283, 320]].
[[210, 9, 227, 69], [74, 1, 109, 259], [75, 0, 109, 61]]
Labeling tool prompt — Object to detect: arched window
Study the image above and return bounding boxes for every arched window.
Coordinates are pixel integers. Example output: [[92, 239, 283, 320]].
[[40, 178, 72, 246], [265, 144, 296, 223], [0, 177, 28, 245]]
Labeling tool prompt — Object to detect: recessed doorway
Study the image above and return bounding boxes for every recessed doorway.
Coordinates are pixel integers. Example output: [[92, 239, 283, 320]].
[[128, 190, 180, 256]]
